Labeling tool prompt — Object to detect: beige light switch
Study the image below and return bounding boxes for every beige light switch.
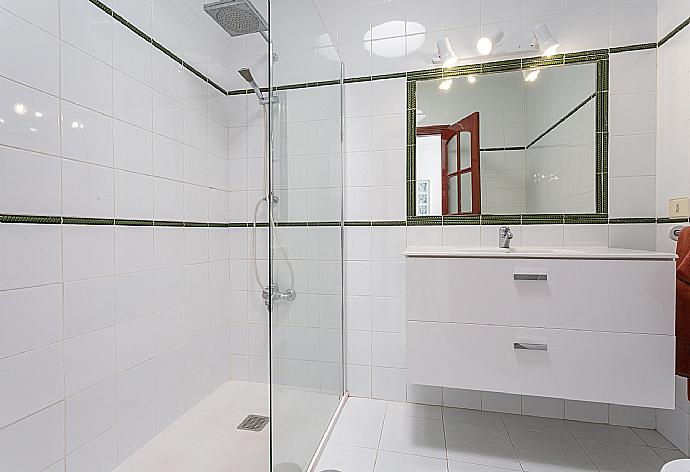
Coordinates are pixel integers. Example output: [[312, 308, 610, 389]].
[[669, 197, 689, 218]]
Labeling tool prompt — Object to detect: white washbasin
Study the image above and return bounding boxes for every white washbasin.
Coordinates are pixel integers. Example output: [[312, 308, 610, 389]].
[[404, 246, 676, 260]]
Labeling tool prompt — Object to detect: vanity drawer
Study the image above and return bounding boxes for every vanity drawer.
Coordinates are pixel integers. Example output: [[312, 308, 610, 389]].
[[406, 257, 675, 334], [407, 321, 675, 408]]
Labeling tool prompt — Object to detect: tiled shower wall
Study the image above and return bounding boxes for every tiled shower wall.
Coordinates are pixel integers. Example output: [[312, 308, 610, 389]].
[[0, 1, 249, 470], [655, 0, 690, 455], [341, 0, 666, 430]]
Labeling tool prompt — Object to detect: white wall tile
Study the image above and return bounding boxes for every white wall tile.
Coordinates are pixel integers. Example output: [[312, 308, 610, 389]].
[[565, 400, 609, 424], [0, 284, 62, 358], [609, 404, 656, 428], [0, 147, 60, 216], [115, 226, 154, 274], [113, 20, 152, 85], [61, 42, 113, 115], [61, 101, 114, 166], [64, 327, 116, 396], [116, 401, 155, 462], [116, 314, 155, 372], [62, 160, 114, 219], [66, 428, 117, 472], [0, 402, 65, 472], [65, 379, 116, 452], [0, 8, 59, 94], [0, 76, 60, 155], [113, 70, 153, 130], [0, 343, 64, 427], [62, 225, 115, 281], [372, 366, 406, 401], [64, 276, 115, 339], [0, 0, 60, 36], [114, 120, 153, 174], [0, 224, 61, 290], [60, 0, 113, 64], [443, 388, 482, 410], [482, 392, 522, 414], [117, 359, 155, 420], [521, 396, 565, 419]]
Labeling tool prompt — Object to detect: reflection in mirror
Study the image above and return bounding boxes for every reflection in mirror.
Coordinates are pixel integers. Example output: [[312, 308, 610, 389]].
[[414, 62, 597, 216]]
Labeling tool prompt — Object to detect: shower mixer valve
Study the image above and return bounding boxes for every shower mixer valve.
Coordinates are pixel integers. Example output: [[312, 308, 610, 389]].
[[262, 284, 297, 308]]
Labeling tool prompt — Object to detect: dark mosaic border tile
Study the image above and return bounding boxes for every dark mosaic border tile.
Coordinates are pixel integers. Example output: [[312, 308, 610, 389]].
[[522, 214, 565, 225], [609, 218, 657, 224], [481, 215, 522, 225], [0, 214, 62, 224], [443, 215, 481, 225], [658, 16, 690, 47]]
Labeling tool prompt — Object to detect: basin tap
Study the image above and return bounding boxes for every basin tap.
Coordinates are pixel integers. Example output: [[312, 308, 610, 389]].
[[499, 226, 513, 248]]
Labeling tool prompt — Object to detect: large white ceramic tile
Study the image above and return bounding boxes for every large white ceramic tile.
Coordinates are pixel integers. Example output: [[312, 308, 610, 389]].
[[62, 160, 114, 219], [379, 414, 446, 459], [608, 176, 655, 218], [62, 225, 115, 281], [61, 100, 114, 166], [0, 0, 60, 35], [387, 401, 442, 420], [407, 384, 442, 406], [609, 91, 656, 136], [372, 367, 406, 401], [609, 223, 656, 251], [0, 76, 60, 155], [114, 120, 153, 174], [0, 147, 60, 216], [579, 438, 664, 472], [317, 443, 377, 472], [610, 0, 657, 47], [61, 42, 113, 115], [0, 342, 63, 427], [115, 271, 155, 323], [63, 327, 116, 396], [0, 223, 61, 290], [0, 284, 62, 358], [113, 20, 152, 85], [443, 389, 482, 411], [116, 401, 155, 462], [370, 262, 404, 297], [346, 364, 372, 397], [566, 420, 645, 445], [445, 421, 521, 470], [330, 410, 384, 448], [654, 447, 687, 462], [510, 429, 596, 472], [153, 89, 184, 139], [502, 414, 570, 436], [657, 406, 690, 454], [609, 49, 656, 95], [448, 462, 521, 472], [375, 450, 448, 472], [443, 408, 505, 428], [113, 70, 153, 130], [152, 48, 183, 102], [60, 0, 112, 64], [116, 314, 155, 372], [114, 226, 154, 274], [64, 276, 115, 339], [521, 396, 565, 420], [114, 170, 153, 220], [0, 8, 59, 94], [633, 428, 676, 449], [117, 359, 155, 420], [0, 402, 64, 472], [66, 428, 117, 472], [66, 378, 116, 452]]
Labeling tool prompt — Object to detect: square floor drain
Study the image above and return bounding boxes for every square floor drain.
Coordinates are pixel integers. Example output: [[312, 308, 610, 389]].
[[237, 414, 270, 432]]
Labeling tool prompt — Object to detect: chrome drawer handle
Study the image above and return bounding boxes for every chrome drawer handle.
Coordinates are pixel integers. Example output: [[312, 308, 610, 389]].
[[514, 273, 547, 281], [514, 342, 548, 351]]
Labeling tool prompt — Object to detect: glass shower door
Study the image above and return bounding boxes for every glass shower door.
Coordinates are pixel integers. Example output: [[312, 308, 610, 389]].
[[267, 1, 345, 470]]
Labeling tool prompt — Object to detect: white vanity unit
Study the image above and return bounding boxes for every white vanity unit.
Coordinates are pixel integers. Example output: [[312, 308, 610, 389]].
[[405, 246, 677, 409]]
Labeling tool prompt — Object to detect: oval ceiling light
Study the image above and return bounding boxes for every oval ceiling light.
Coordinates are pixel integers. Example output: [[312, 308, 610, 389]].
[[364, 21, 425, 58], [476, 30, 504, 56], [438, 78, 453, 90], [533, 23, 560, 57], [523, 69, 540, 82], [435, 37, 458, 68]]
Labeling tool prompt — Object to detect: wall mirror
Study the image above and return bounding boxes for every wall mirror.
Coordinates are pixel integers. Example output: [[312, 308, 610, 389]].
[[409, 55, 607, 219]]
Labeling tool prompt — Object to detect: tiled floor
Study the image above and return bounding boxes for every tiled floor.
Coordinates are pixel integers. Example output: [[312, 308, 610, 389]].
[[316, 397, 688, 472]]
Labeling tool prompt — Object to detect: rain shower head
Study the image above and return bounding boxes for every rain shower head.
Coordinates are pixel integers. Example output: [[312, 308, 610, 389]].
[[204, 0, 268, 38]]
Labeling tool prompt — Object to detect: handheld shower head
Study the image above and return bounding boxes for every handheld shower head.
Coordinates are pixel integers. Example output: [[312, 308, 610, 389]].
[[238, 68, 266, 103]]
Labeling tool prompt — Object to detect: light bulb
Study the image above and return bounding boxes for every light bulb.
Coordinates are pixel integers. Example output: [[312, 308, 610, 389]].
[[438, 79, 453, 91], [466, 75, 477, 84]]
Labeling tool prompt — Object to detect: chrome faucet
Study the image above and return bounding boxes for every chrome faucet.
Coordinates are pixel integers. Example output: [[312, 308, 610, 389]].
[[499, 226, 513, 248]]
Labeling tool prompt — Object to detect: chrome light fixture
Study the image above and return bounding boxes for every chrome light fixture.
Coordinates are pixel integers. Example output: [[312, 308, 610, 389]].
[[533, 23, 560, 56], [432, 37, 458, 68], [476, 30, 504, 56]]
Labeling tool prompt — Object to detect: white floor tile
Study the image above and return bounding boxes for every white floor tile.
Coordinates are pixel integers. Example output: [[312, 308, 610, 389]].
[[330, 412, 384, 449], [316, 443, 376, 472], [374, 450, 447, 472], [387, 401, 442, 420], [379, 415, 446, 459], [566, 420, 645, 445], [445, 422, 521, 470], [442, 408, 505, 428], [448, 461, 520, 471], [633, 428, 676, 449], [579, 438, 665, 472], [502, 414, 570, 436], [654, 447, 687, 462], [510, 430, 597, 472]]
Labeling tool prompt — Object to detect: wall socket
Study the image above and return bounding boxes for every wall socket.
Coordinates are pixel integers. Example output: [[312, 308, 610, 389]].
[[669, 197, 689, 218]]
